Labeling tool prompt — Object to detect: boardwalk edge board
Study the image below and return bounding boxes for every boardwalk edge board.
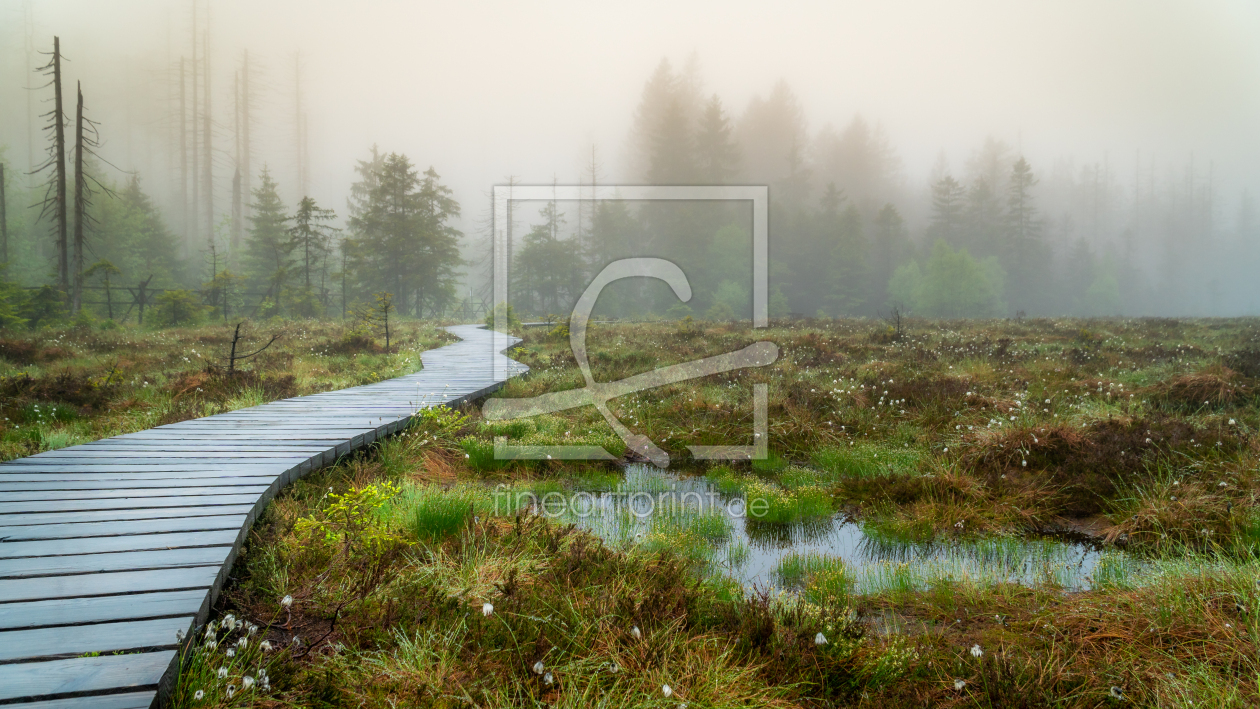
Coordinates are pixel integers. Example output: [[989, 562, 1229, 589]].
[[0, 325, 524, 707]]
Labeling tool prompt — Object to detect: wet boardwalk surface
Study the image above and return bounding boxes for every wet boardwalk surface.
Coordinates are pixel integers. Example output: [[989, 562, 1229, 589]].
[[0, 325, 524, 707]]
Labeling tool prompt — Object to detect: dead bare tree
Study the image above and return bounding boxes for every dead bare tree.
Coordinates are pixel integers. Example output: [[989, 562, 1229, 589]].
[[224, 322, 281, 373], [70, 82, 112, 314], [33, 36, 69, 294]]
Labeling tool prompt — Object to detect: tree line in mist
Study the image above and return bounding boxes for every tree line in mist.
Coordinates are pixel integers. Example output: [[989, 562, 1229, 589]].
[[2, 35, 1259, 328], [503, 58, 1260, 321]]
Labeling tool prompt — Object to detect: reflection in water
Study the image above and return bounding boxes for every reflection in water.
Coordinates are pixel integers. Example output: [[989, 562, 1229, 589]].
[[557, 465, 1105, 593]]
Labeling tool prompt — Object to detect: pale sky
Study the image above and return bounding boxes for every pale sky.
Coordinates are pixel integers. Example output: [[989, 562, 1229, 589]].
[[3, 0, 1259, 226]]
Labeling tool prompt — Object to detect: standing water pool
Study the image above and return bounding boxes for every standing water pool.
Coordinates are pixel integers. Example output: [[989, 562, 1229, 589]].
[[507, 464, 1109, 595]]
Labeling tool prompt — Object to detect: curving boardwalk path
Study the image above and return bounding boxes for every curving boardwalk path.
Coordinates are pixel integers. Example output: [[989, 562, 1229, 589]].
[[0, 325, 525, 707]]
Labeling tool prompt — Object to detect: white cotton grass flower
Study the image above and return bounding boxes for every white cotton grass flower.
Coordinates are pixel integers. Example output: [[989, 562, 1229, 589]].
[[237, 637, 248, 649], [814, 632, 828, 646], [261, 640, 273, 651], [970, 644, 983, 658], [242, 676, 255, 689], [543, 671, 554, 685], [482, 602, 494, 616], [194, 689, 205, 700], [662, 684, 673, 697], [281, 595, 293, 609], [608, 661, 619, 673], [631, 625, 642, 640], [226, 685, 236, 699], [217, 667, 229, 679], [206, 640, 218, 651], [532, 660, 545, 675], [226, 648, 235, 658], [954, 679, 966, 691], [1110, 686, 1125, 700]]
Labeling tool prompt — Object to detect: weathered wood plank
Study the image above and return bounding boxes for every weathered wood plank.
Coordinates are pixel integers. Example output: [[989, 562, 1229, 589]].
[[0, 530, 240, 559], [0, 504, 256, 527], [0, 478, 273, 492], [0, 616, 192, 662], [0, 546, 232, 579], [0, 471, 280, 482], [0, 515, 246, 542], [0, 486, 271, 502], [14, 691, 156, 709], [0, 494, 268, 514], [0, 565, 220, 603], [0, 650, 174, 701], [0, 590, 207, 630]]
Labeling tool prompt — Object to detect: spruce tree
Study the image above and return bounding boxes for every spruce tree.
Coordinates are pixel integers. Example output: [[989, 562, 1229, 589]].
[[694, 94, 739, 183], [288, 196, 337, 316], [244, 167, 290, 313]]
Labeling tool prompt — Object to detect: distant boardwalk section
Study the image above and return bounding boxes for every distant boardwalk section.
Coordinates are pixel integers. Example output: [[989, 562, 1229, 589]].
[[0, 324, 525, 708]]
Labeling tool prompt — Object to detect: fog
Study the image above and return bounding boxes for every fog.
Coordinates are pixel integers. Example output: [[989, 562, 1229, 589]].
[[2, 0, 1259, 319]]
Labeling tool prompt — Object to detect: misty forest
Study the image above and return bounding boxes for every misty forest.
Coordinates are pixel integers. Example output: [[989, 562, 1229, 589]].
[[2, 2, 1260, 708]]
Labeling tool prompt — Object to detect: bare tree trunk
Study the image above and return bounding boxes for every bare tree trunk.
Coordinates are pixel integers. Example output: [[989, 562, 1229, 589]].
[[232, 167, 241, 257], [294, 53, 304, 197], [203, 23, 213, 246], [190, 3, 199, 247], [53, 37, 68, 294], [241, 50, 251, 229], [180, 56, 188, 241], [25, 4, 36, 180], [72, 82, 85, 313], [232, 70, 241, 256], [0, 163, 7, 265]]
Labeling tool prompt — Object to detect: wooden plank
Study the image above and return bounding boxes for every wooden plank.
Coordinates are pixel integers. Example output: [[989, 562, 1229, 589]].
[[0, 504, 256, 527], [0, 530, 240, 559], [0, 616, 192, 661], [0, 478, 273, 492], [0, 566, 220, 603], [0, 486, 271, 502], [0, 471, 280, 482], [0, 463, 296, 471], [0, 546, 232, 579], [0, 515, 246, 542], [14, 691, 156, 709], [0, 590, 207, 630], [19, 455, 320, 460], [0, 650, 175, 701], [0, 494, 267, 514]]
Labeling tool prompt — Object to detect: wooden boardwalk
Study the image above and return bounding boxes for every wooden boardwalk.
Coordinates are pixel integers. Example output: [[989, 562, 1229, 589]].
[[0, 325, 525, 707]]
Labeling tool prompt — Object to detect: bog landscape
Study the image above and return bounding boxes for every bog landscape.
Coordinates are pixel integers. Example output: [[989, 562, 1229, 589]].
[[2, 2, 1260, 708]]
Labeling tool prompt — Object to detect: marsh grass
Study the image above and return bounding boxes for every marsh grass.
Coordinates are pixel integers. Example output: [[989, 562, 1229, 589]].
[[389, 483, 496, 543], [163, 317, 1260, 707], [812, 441, 922, 479]]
